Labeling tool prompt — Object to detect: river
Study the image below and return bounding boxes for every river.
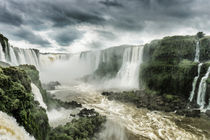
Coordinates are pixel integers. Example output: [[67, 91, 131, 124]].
[[47, 82, 210, 140]]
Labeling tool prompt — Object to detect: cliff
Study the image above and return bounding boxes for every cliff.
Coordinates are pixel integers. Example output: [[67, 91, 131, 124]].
[[140, 35, 210, 99]]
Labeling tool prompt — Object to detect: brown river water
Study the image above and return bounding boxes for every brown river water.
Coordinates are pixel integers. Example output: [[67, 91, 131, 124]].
[[47, 82, 210, 140]]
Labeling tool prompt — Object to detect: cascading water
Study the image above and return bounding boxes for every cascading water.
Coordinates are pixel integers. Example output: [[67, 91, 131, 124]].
[[189, 40, 202, 102], [0, 111, 35, 140], [31, 83, 47, 110], [189, 63, 203, 102], [0, 37, 70, 69], [194, 41, 200, 62], [103, 46, 144, 90], [189, 40, 210, 111], [115, 46, 143, 89], [196, 66, 210, 110]]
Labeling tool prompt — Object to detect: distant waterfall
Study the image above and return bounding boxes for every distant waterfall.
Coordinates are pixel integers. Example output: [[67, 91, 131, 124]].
[[0, 111, 35, 140], [31, 83, 47, 110], [80, 50, 101, 73], [0, 37, 70, 68], [115, 46, 144, 89], [196, 67, 210, 109], [0, 40, 40, 67]]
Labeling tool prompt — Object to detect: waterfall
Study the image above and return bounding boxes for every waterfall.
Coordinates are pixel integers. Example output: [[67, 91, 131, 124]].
[[80, 50, 101, 72], [196, 66, 210, 109], [194, 41, 200, 63], [9, 45, 18, 65], [189, 40, 202, 102], [31, 83, 47, 110], [0, 111, 35, 140], [188, 40, 210, 111], [0, 39, 42, 67], [0, 43, 6, 62], [115, 46, 143, 89], [189, 63, 203, 102]]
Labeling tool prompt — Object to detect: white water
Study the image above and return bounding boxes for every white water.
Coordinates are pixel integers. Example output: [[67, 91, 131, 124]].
[[115, 46, 143, 89], [189, 63, 203, 102], [194, 41, 200, 63], [188, 40, 210, 112], [197, 66, 210, 109], [0, 111, 35, 140], [102, 46, 144, 90], [0, 43, 6, 62], [31, 83, 47, 110]]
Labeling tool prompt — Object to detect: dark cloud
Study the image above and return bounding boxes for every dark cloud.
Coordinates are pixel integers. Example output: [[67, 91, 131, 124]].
[[14, 28, 50, 46], [0, 4, 22, 26], [50, 29, 83, 46], [0, 0, 210, 50], [49, 10, 105, 27], [96, 30, 117, 40], [99, 0, 123, 8]]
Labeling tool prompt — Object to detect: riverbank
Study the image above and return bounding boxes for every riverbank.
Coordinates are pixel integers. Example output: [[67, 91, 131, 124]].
[[102, 90, 203, 117]]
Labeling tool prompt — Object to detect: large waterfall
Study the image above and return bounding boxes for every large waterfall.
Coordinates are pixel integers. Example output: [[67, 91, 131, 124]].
[[0, 111, 35, 140], [113, 46, 144, 89]]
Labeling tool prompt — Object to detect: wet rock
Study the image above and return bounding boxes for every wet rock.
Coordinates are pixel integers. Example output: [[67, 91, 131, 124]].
[[70, 114, 76, 117], [78, 108, 99, 117], [102, 91, 112, 96], [205, 110, 210, 117], [176, 109, 200, 117]]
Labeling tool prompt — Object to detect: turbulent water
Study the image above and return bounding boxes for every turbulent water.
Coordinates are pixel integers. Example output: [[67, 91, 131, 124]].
[[0, 111, 35, 140], [48, 82, 210, 140]]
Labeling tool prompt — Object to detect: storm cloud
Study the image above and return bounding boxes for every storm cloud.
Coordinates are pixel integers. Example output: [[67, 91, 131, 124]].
[[0, 0, 209, 52]]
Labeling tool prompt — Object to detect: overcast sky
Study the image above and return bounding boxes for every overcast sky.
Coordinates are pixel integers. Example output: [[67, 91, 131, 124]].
[[0, 0, 209, 53]]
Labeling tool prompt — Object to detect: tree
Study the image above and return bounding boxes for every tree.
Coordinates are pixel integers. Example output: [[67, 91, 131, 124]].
[[196, 32, 205, 39]]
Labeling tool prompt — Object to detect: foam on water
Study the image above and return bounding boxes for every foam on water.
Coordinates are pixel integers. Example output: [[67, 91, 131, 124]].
[[0, 111, 35, 140]]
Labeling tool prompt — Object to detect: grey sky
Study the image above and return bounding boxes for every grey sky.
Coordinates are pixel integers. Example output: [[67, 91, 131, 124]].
[[0, 0, 209, 52]]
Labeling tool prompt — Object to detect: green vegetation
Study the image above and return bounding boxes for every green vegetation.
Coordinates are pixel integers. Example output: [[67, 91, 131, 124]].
[[0, 66, 50, 140], [200, 37, 210, 61], [197, 32, 205, 39], [0, 65, 106, 140], [141, 36, 201, 98], [19, 64, 82, 110], [50, 111, 106, 140]]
